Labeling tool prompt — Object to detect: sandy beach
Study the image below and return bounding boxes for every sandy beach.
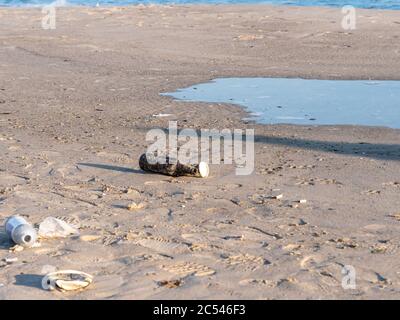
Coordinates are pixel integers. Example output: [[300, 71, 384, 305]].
[[0, 4, 400, 299]]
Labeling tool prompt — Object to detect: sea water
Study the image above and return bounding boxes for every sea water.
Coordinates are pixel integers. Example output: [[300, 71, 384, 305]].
[[163, 78, 400, 128], [1, 0, 400, 10]]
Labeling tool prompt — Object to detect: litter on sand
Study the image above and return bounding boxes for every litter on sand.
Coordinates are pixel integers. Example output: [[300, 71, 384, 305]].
[[42, 270, 93, 292], [4, 216, 37, 248], [139, 153, 209, 178], [38, 217, 79, 239]]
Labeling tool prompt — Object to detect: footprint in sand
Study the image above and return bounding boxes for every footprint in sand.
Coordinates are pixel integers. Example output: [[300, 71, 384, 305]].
[[136, 236, 190, 255], [95, 151, 130, 163], [181, 233, 210, 243], [48, 165, 82, 179], [299, 255, 341, 286], [222, 253, 270, 271], [133, 253, 173, 262], [181, 233, 221, 251], [87, 274, 125, 299], [217, 183, 243, 191], [176, 224, 207, 233], [144, 180, 169, 186], [189, 243, 210, 252], [206, 207, 229, 214], [161, 261, 216, 277], [102, 235, 124, 246], [13, 190, 46, 202]]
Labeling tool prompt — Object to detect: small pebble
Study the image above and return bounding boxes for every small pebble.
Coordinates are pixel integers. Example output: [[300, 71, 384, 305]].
[[80, 235, 102, 242], [127, 202, 145, 211]]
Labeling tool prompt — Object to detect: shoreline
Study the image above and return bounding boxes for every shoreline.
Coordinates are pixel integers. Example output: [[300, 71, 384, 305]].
[[1, 3, 400, 12], [0, 4, 399, 299]]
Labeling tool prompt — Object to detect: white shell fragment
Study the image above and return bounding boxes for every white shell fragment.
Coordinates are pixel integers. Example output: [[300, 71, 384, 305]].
[[42, 270, 93, 292]]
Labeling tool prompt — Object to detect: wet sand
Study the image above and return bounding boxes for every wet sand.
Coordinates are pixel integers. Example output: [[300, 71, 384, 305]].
[[0, 5, 400, 299]]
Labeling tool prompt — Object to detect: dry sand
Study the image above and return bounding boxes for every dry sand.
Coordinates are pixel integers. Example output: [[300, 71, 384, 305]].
[[0, 5, 400, 299]]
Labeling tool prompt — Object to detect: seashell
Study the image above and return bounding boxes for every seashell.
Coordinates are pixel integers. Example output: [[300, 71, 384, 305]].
[[42, 270, 93, 292]]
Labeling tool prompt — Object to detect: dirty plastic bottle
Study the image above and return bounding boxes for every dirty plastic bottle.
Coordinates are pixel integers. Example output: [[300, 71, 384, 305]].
[[5, 216, 37, 247]]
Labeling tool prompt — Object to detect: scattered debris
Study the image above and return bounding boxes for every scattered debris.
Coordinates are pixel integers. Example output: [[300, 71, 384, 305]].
[[79, 235, 102, 242], [246, 226, 282, 240], [363, 189, 381, 195], [127, 202, 145, 211], [4, 216, 37, 247], [157, 279, 183, 288], [152, 113, 173, 118], [42, 270, 93, 292], [277, 277, 298, 286], [51, 191, 98, 207], [389, 213, 400, 221], [375, 272, 390, 285], [139, 153, 209, 178], [382, 181, 399, 187], [230, 197, 243, 206], [3, 257, 18, 264], [370, 244, 388, 254], [329, 237, 358, 249], [236, 34, 264, 41], [38, 217, 79, 239], [223, 253, 269, 268], [124, 187, 141, 195], [288, 219, 308, 227]]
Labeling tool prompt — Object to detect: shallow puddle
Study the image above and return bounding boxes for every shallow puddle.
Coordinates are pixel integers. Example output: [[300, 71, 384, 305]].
[[163, 78, 400, 128]]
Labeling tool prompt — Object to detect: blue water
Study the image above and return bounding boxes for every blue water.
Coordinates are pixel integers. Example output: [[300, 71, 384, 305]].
[[163, 78, 400, 128], [1, 0, 400, 9]]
